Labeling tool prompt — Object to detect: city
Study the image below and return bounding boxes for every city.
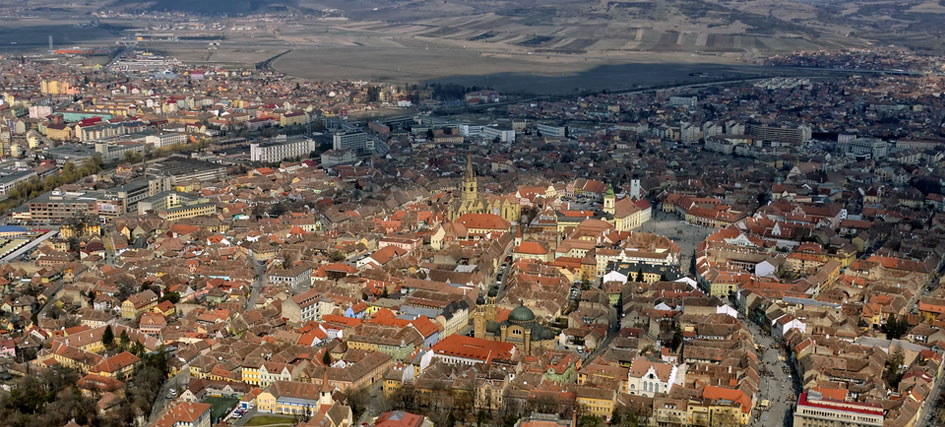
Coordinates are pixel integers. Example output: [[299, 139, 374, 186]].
[[0, 2, 944, 427]]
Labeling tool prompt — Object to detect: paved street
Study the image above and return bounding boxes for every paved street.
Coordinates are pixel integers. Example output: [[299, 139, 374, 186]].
[[148, 370, 191, 423], [246, 260, 268, 309], [917, 375, 944, 427], [746, 320, 795, 427]]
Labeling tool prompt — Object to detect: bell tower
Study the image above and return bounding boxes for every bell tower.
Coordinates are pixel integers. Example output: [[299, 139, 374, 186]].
[[462, 153, 478, 203], [603, 184, 615, 215]]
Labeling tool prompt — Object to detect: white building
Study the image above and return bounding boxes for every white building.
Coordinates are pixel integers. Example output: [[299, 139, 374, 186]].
[[95, 142, 147, 163], [536, 124, 567, 138], [332, 131, 372, 151], [146, 132, 187, 148], [849, 137, 888, 159], [281, 289, 320, 323], [627, 356, 681, 397], [724, 120, 745, 135], [794, 390, 883, 427], [250, 137, 316, 163], [669, 96, 697, 108], [680, 122, 702, 144], [267, 265, 313, 290], [480, 126, 515, 143], [320, 149, 357, 168]]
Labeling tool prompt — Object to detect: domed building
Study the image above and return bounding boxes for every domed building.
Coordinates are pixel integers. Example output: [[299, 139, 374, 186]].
[[472, 297, 557, 354]]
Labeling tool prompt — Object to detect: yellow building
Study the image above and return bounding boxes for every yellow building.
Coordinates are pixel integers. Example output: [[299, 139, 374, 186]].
[[44, 124, 74, 141], [159, 202, 217, 221], [121, 290, 158, 319], [576, 387, 615, 420], [60, 222, 101, 239], [41, 79, 73, 95], [257, 380, 333, 417], [280, 111, 309, 127]]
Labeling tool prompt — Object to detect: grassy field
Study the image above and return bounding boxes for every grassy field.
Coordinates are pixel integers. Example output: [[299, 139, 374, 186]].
[[245, 414, 298, 426], [203, 396, 240, 422]]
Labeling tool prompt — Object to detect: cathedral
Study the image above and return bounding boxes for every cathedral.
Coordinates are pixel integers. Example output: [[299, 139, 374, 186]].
[[472, 295, 557, 355], [448, 154, 521, 224]]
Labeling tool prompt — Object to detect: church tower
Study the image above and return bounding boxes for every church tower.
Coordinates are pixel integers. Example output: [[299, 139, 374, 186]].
[[462, 153, 478, 203], [603, 184, 615, 215]]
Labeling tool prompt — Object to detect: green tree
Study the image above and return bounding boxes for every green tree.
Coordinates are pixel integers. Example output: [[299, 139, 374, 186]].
[[102, 325, 114, 348], [160, 291, 181, 304], [884, 346, 905, 388], [577, 415, 605, 427], [883, 314, 909, 339], [119, 330, 130, 350]]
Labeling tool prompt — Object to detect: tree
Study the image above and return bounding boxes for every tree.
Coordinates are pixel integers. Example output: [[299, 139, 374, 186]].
[[882, 314, 909, 339], [346, 386, 371, 419], [102, 325, 114, 348], [577, 415, 605, 427], [160, 291, 181, 304], [119, 330, 131, 350], [884, 346, 905, 388]]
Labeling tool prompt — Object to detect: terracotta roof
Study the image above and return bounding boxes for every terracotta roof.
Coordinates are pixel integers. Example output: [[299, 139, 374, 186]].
[[154, 402, 211, 427]]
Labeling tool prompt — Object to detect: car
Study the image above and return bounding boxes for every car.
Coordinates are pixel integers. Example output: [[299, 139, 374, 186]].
[[168, 388, 177, 396]]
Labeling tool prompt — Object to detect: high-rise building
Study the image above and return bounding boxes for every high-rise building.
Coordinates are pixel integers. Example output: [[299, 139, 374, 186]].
[[747, 123, 812, 144], [250, 137, 316, 163], [332, 131, 372, 152]]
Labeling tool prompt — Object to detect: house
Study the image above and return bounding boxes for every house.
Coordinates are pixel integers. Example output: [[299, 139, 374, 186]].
[[154, 401, 212, 427], [121, 290, 158, 319], [256, 380, 333, 417], [90, 351, 139, 380], [139, 312, 167, 335], [282, 288, 320, 324]]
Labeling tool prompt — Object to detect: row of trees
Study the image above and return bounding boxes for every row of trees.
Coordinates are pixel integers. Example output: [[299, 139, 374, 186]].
[[384, 383, 644, 427], [120, 140, 210, 165], [0, 156, 104, 214]]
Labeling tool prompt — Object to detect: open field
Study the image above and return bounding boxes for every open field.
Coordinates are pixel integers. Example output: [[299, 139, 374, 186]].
[[272, 44, 837, 95], [244, 414, 297, 426], [1, 0, 942, 94]]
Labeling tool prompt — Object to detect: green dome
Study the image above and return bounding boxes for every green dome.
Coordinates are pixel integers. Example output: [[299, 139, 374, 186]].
[[509, 305, 536, 323]]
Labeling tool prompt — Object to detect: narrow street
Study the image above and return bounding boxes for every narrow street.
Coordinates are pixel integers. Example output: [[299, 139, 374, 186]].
[[746, 319, 795, 427], [917, 375, 944, 427], [148, 370, 191, 423], [245, 261, 268, 310]]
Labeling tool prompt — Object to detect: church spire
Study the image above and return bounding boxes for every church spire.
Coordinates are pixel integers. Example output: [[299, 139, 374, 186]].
[[464, 152, 475, 180], [461, 152, 478, 203]]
